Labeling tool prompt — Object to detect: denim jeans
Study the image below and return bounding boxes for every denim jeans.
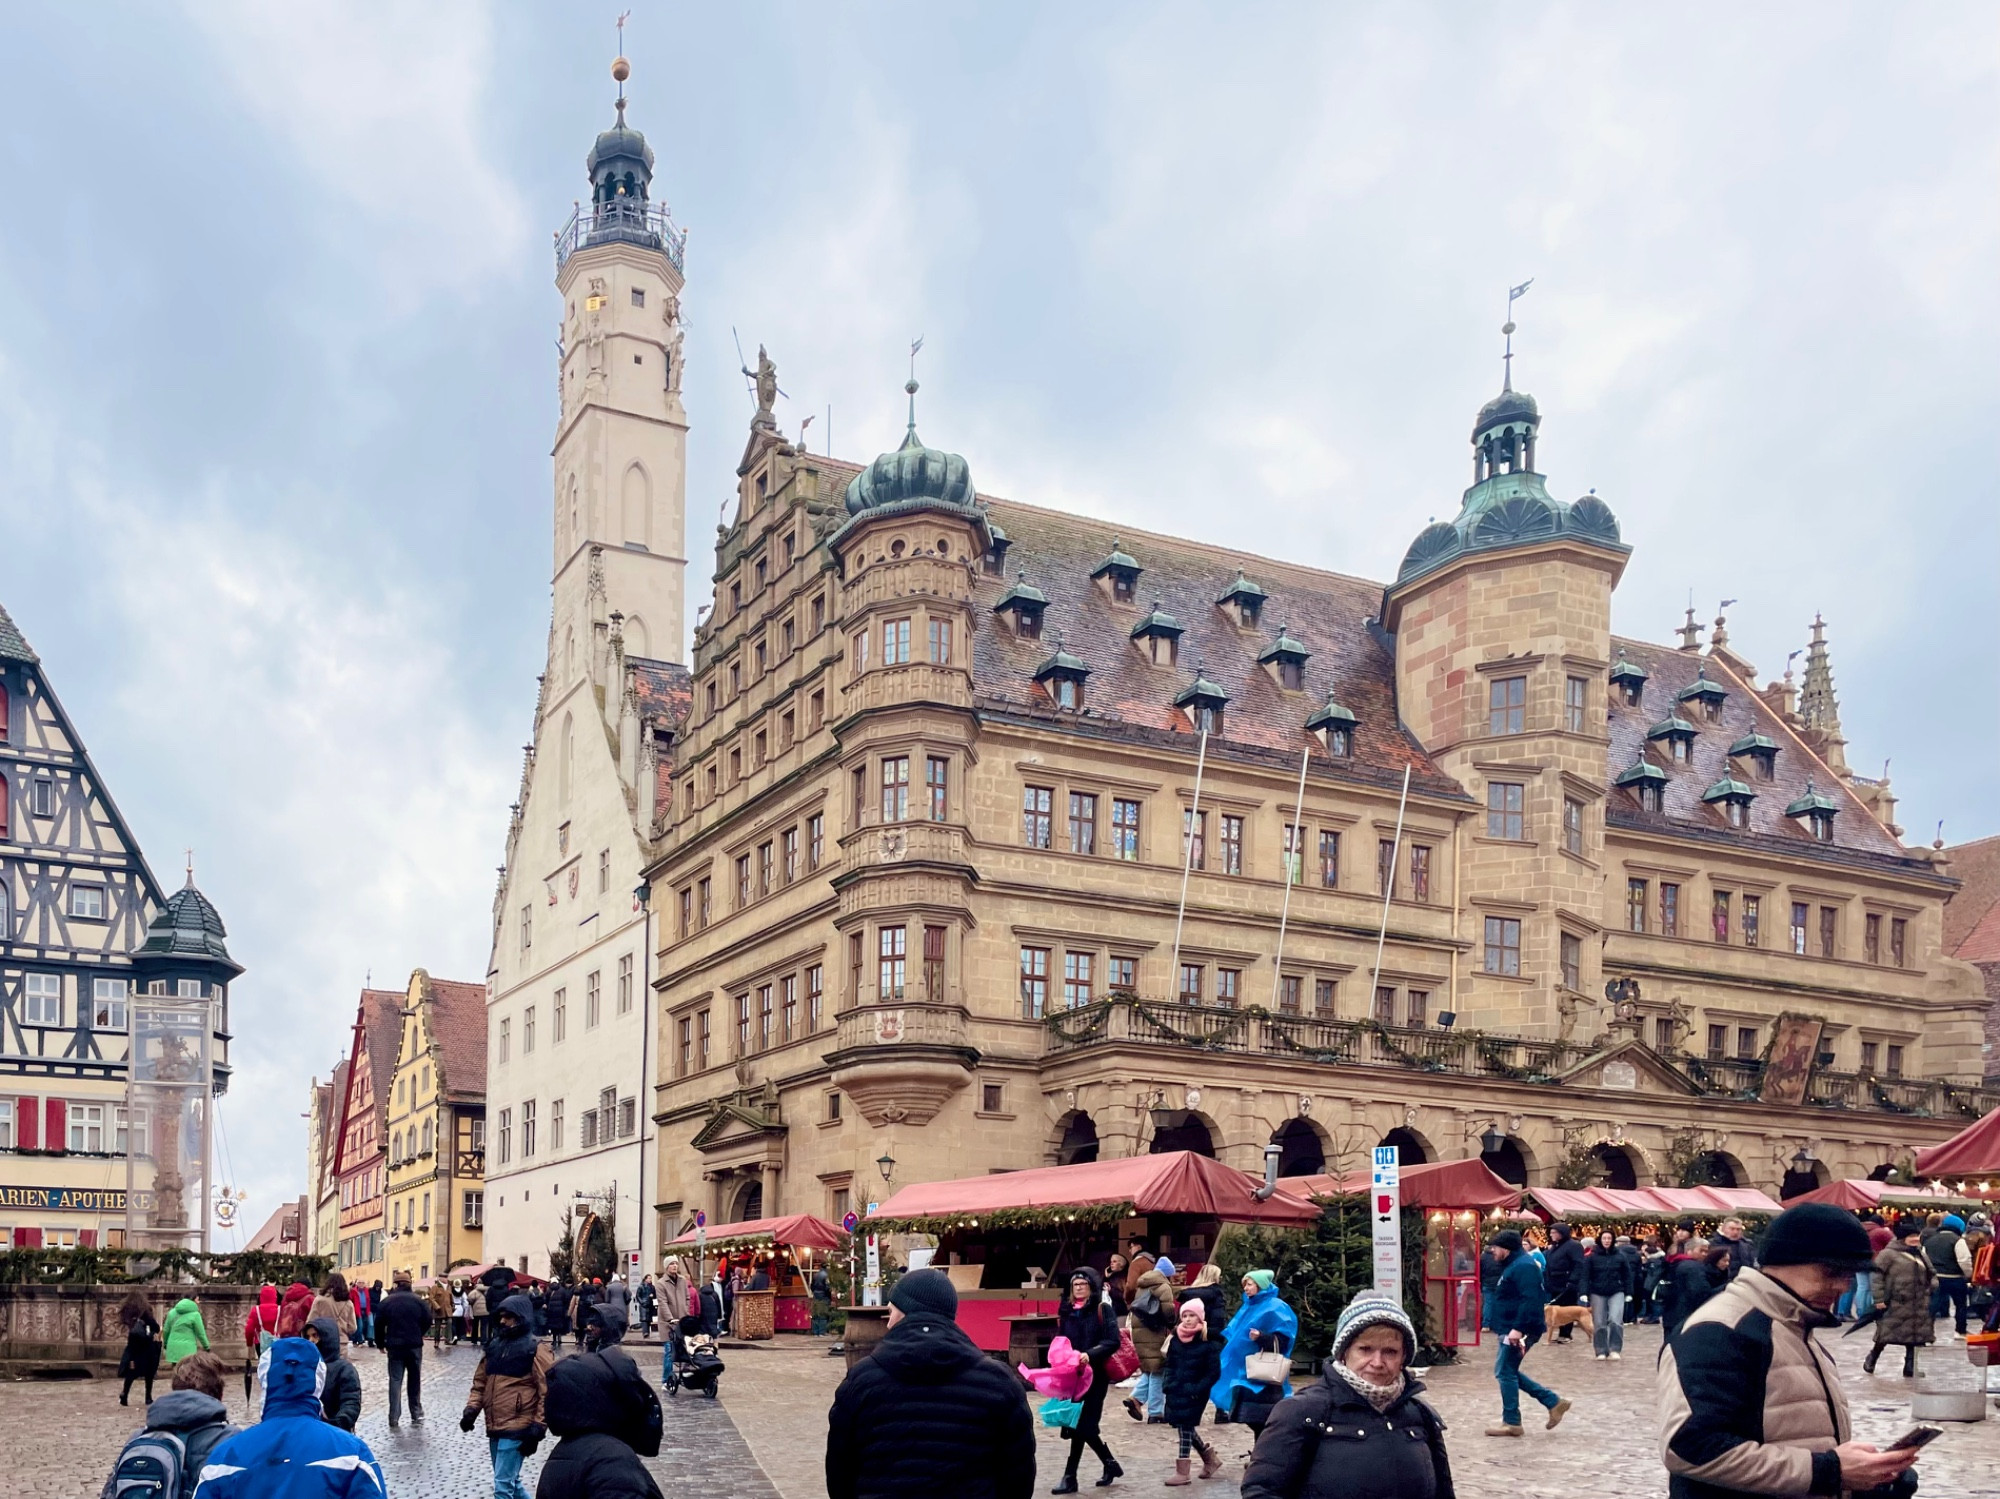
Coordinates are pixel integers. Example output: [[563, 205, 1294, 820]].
[[1494, 1338, 1557, 1428], [1589, 1293, 1625, 1355], [386, 1346, 423, 1422], [1838, 1270, 1874, 1321], [1132, 1370, 1164, 1417], [1931, 1278, 1969, 1334], [489, 1436, 528, 1499]]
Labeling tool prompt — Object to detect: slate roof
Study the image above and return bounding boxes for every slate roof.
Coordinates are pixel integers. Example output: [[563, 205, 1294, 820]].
[[0, 601, 36, 664], [425, 975, 489, 1102], [317, 1060, 349, 1199], [357, 986, 406, 1145], [137, 880, 242, 972], [1603, 640, 1911, 868]]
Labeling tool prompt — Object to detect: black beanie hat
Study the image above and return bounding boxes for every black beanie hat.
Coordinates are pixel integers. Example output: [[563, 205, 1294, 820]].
[[889, 1267, 959, 1322], [1760, 1204, 1874, 1272], [1490, 1230, 1523, 1254]]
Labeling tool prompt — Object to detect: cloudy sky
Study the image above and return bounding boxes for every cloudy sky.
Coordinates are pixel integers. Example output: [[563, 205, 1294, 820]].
[[1, 3, 1993, 1232]]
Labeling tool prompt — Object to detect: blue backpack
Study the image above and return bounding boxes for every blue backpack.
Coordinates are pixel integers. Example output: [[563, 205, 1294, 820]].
[[104, 1428, 186, 1499]]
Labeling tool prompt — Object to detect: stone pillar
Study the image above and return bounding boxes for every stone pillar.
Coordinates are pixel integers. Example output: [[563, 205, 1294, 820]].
[[760, 1160, 779, 1219]]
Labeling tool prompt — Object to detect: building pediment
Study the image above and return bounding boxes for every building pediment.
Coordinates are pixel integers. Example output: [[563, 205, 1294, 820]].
[[690, 1081, 787, 1152], [1552, 1038, 1700, 1097]]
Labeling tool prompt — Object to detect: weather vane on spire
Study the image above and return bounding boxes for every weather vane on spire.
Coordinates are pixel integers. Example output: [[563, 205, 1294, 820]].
[[612, 11, 633, 122], [1502, 279, 1532, 392], [906, 335, 925, 436]]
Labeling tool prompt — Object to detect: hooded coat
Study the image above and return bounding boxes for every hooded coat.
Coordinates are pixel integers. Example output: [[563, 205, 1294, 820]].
[[1540, 1230, 1586, 1305], [162, 1298, 211, 1364], [825, 1308, 1036, 1499], [1872, 1242, 1936, 1347], [1161, 1330, 1223, 1429], [1054, 1267, 1122, 1440], [307, 1318, 362, 1431], [467, 1295, 552, 1437], [101, 1388, 236, 1499], [1129, 1268, 1175, 1371], [197, 1338, 385, 1498], [1240, 1369, 1455, 1499], [538, 1346, 667, 1499], [275, 1282, 315, 1341], [1212, 1282, 1299, 1417], [244, 1285, 282, 1353], [542, 1280, 573, 1335]]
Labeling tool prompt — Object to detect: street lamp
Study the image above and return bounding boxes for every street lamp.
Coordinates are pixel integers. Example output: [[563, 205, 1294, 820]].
[[1480, 1125, 1507, 1157], [1790, 1145, 1817, 1177], [876, 1151, 896, 1185]]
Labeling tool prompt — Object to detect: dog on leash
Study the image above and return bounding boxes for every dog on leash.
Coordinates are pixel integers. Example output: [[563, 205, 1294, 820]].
[[1544, 1303, 1595, 1337]]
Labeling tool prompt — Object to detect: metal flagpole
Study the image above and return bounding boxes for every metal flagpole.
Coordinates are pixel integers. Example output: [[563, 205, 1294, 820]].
[[1269, 745, 1313, 1008], [1168, 729, 1210, 991], [1368, 766, 1414, 1012]]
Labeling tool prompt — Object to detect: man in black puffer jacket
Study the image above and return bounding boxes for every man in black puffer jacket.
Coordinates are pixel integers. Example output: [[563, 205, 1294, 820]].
[[539, 1345, 665, 1499], [306, 1317, 362, 1430], [825, 1268, 1034, 1499], [1540, 1224, 1587, 1342]]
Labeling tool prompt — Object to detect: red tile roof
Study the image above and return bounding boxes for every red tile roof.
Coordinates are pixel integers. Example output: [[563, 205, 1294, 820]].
[[630, 656, 692, 727], [425, 975, 488, 1101], [1945, 835, 2000, 955]]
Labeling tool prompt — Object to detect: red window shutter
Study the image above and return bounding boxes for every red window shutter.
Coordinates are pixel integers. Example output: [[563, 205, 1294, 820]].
[[79, 1229, 97, 1248], [17, 1227, 41, 1248], [0, 767, 8, 840], [17, 1096, 37, 1150], [0, 683, 8, 741], [45, 1098, 66, 1153]]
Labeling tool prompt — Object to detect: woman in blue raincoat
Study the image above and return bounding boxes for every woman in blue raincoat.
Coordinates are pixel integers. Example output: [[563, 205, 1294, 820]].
[[1211, 1270, 1299, 1434]]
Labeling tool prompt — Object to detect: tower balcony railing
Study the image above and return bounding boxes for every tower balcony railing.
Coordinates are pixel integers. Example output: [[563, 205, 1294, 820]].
[[555, 200, 687, 274]]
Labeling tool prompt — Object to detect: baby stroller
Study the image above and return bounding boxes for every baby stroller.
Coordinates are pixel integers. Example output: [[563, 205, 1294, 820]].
[[665, 1314, 725, 1398]]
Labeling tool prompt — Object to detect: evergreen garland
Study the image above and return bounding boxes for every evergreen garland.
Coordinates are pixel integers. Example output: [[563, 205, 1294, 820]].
[[863, 1202, 1131, 1235], [0, 1246, 329, 1286]]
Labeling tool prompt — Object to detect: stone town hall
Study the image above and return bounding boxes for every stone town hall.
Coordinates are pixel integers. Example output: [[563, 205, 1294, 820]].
[[478, 72, 1994, 1272]]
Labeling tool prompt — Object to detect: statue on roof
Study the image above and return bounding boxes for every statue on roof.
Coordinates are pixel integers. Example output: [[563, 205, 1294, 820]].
[[743, 344, 778, 427]]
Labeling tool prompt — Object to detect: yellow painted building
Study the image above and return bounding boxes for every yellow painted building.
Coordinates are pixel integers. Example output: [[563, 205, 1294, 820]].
[[383, 970, 487, 1281]]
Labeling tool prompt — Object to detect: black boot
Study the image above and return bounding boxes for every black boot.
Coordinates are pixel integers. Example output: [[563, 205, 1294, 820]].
[[1052, 1477, 1079, 1496], [1096, 1459, 1124, 1488], [1902, 1348, 1917, 1378], [1863, 1348, 1880, 1374]]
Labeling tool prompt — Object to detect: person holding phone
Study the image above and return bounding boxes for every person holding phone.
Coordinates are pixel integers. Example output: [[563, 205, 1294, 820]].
[[1660, 1203, 1923, 1499]]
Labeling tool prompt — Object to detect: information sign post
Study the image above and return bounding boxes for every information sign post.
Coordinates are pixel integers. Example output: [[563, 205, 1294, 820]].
[[1370, 1145, 1402, 1297]]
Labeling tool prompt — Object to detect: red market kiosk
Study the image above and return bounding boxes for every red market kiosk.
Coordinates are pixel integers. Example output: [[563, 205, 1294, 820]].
[[667, 1212, 846, 1333], [868, 1151, 1321, 1354], [1282, 1158, 1522, 1349], [1916, 1107, 2000, 1182]]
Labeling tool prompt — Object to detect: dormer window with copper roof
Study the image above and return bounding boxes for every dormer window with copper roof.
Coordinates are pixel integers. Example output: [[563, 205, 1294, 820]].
[[1130, 601, 1183, 668], [1647, 715, 1697, 765], [1305, 694, 1357, 758], [1678, 666, 1728, 724], [1216, 571, 1267, 630], [1257, 625, 1310, 691], [1174, 670, 1228, 737], [993, 571, 1047, 640], [1614, 759, 1668, 814], [1786, 781, 1839, 843], [1033, 640, 1090, 712], [1609, 651, 1649, 708], [1091, 539, 1143, 605], [1729, 733, 1779, 783], [1702, 776, 1755, 829], [982, 522, 1011, 577]]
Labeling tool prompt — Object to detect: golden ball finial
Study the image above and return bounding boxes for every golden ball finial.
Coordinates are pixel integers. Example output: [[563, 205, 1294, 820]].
[[612, 55, 631, 84]]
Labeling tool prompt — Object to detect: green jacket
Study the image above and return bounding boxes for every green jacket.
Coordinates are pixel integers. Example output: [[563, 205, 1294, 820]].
[[161, 1297, 211, 1362]]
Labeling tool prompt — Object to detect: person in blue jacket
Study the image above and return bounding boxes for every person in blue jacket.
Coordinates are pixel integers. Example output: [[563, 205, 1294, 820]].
[[1209, 1270, 1298, 1434], [193, 1337, 385, 1496], [1481, 1231, 1572, 1439]]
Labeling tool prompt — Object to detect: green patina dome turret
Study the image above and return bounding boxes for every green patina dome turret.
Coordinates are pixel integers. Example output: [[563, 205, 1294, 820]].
[[839, 381, 984, 542], [1392, 383, 1629, 587]]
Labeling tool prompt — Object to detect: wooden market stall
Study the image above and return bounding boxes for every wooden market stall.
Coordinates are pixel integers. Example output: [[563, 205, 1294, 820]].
[[666, 1212, 845, 1336], [1785, 1179, 1989, 1216], [1282, 1158, 1522, 1349], [1524, 1184, 1785, 1231], [867, 1151, 1321, 1354], [1915, 1108, 2000, 1182]]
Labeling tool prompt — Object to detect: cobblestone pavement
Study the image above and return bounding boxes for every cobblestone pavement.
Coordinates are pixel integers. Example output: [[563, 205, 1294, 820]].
[[7, 1322, 1995, 1496], [0, 1332, 783, 1499]]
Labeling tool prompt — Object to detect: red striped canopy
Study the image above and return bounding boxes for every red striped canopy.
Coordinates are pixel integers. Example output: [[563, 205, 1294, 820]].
[[668, 1212, 847, 1250], [1914, 1108, 2000, 1179]]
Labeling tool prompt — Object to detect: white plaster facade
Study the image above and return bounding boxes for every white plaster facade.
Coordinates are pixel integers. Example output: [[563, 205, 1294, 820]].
[[483, 109, 689, 1279]]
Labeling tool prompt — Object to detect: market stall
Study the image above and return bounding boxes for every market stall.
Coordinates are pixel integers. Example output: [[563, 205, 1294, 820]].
[[1915, 1108, 2000, 1181], [1785, 1179, 1989, 1216], [666, 1212, 845, 1335], [867, 1151, 1320, 1353], [1524, 1184, 1784, 1231], [1282, 1159, 1520, 1349]]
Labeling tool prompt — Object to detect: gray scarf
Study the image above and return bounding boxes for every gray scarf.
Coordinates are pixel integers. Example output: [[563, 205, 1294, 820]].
[[1329, 1359, 1406, 1412]]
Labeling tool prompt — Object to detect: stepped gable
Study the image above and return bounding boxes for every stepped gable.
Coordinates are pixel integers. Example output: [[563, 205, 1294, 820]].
[[425, 977, 490, 1100], [970, 500, 1462, 798], [1603, 639, 1910, 865]]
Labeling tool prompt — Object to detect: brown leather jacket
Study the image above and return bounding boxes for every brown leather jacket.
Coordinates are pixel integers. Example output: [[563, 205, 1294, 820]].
[[467, 1343, 553, 1435]]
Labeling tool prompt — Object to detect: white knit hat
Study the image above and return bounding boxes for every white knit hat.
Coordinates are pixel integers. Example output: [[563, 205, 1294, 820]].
[[1331, 1294, 1417, 1361]]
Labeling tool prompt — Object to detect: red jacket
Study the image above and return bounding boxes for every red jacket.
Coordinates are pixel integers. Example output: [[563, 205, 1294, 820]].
[[243, 1285, 281, 1350], [275, 1281, 314, 1339]]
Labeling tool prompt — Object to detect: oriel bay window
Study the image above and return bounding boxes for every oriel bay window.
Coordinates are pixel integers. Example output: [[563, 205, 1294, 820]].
[[883, 617, 911, 665], [1560, 932, 1582, 990], [1483, 916, 1522, 976], [922, 926, 946, 998], [926, 757, 949, 821], [878, 926, 907, 999], [1488, 676, 1526, 735]]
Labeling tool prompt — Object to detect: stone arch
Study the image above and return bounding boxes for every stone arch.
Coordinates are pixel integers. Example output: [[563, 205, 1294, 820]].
[[1866, 1161, 1896, 1182], [1780, 1159, 1829, 1199], [1480, 1134, 1535, 1187], [1149, 1109, 1216, 1158], [1271, 1117, 1327, 1177], [1688, 1150, 1746, 1189], [560, 713, 575, 805], [624, 614, 649, 661], [1378, 1126, 1432, 1166], [622, 463, 651, 549], [1590, 1142, 1641, 1192], [1054, 1110, 1099, 1166], [732, 1179, 763, 1222]]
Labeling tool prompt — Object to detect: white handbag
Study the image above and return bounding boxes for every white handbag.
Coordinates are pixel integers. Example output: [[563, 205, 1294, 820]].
[[1244, 1349, 1291, 1384]]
